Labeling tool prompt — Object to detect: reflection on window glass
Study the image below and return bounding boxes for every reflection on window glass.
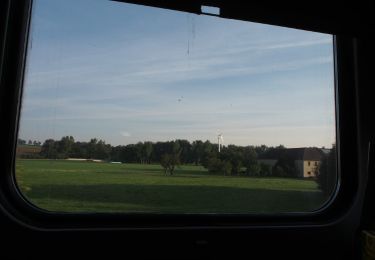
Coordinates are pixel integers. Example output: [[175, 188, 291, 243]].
[[16, 0, 337, 213]]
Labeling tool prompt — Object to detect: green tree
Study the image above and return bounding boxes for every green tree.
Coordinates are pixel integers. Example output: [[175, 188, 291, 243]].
[[171, 140, 181, 155], [135, 142, 145, 164], [191, 140, 204, 165], [95, 140, 111, 160], [259, 163, 272, 176], [120, 144, 138, 163], [206, 157, 232, 176], [206, 157, 220, 174], [87, 138, 98, 159], [273, 156, 298, 177], [160, 154, 171, 175], [200, 141, 218, 168], [17, 138, 26, 145], [58, 136, 75, 158], [272, 165, 286, 177], [40, 139, 58, 159], [143, 141, 153, 164], [175, 139, 192, 164], [71, 141, 88, 158], [220, 145, 243, 175], [316, 145, 336, 196], [247, 163, 261, 176], [160, 153, 180, 175], [243, 146, 258, 175]]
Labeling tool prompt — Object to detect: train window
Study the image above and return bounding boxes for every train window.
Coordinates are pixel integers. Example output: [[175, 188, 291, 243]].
[[15, 0, 337, 214]]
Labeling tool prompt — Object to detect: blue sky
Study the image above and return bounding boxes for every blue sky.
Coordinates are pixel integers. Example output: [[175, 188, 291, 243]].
[[19, 0, 336, 148]]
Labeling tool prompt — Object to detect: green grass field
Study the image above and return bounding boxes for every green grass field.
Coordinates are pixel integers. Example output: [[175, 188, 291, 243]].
[[15, 159, 326, 213]]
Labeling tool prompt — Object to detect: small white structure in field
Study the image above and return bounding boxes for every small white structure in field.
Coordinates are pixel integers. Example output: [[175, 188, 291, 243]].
[[67, 158, 87, 161]]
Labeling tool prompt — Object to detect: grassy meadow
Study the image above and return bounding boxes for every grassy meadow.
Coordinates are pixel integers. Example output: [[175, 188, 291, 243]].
[[15, 159, 326, 213]]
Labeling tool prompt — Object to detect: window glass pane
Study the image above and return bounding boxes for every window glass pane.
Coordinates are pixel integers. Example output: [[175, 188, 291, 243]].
[[16, 0, 337, 213]]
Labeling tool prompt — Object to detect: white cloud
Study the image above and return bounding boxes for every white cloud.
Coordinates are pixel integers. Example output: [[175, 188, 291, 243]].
[[120, 131, 131, 137]]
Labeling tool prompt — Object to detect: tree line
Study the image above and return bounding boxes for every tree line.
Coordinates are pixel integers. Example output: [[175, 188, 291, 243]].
[[17, 136, 336, 193], [19, 136, 335, 175], [31, 136, 270, 165], [18, 138, 42, 146], [18, 136, 307, 176]]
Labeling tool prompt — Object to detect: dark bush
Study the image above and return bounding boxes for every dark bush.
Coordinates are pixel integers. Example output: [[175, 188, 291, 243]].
[[316, 145, 337, 196]]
